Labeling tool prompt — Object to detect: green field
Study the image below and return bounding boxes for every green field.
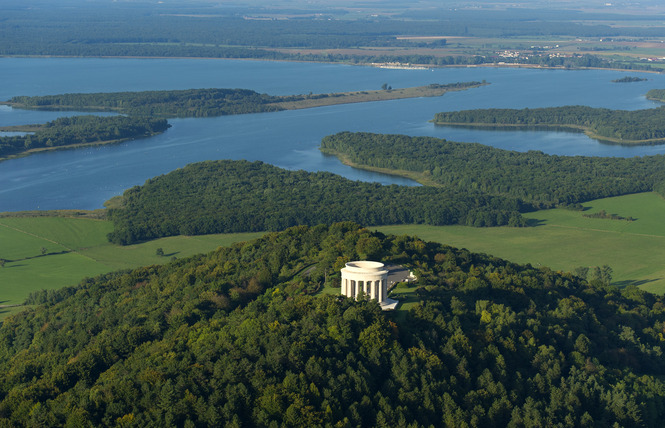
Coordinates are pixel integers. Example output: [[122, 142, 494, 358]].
[[2, 191, 664, 319], [0, 216, 263, 311], [377, 192, 665, 295]]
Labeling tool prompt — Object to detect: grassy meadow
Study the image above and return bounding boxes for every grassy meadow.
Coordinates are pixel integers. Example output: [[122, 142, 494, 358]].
[[0, 216, 262, 312], [377, 192, 665, 295], [1, 191, 664, 319]]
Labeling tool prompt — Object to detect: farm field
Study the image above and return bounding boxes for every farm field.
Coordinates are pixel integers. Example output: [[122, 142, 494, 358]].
[[377, 192, 665, 295], [0, 215, 263, 313]]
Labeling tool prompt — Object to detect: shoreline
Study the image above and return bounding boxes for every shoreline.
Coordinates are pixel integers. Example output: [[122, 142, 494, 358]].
[[272, 83, 487, 110], [432, 122, 665, 146], [1, 54, 662, 75], [319, 147, 439, 187], [0, 132, 164, 162], [0, 84, 482, 163], [2, 83, 487, 114]]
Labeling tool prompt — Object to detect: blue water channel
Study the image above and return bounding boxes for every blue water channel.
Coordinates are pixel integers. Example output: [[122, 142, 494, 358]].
[[1, 57, 665, 211]]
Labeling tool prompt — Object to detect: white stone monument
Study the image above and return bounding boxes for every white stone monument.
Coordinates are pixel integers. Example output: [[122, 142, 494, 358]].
[[340, 261, 389, 303]]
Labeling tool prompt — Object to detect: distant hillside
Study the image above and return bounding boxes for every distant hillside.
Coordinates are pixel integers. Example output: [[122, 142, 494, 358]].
[[0, 223, 664, 426]]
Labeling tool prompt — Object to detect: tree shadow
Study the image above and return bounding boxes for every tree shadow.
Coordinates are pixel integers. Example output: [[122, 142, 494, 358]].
[[164, 252, 180, 257], [14, 251, 71, 262], [612, 278, 661, 289], [526, 218, 547, 227]]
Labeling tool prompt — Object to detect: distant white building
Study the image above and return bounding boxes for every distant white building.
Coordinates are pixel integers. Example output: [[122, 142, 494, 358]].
[[341, 261, 398, 309]]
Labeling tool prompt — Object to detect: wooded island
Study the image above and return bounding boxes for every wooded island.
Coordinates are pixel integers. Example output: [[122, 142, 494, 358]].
[[432, 105, 665, 145], [319, 132, 665, 207], [0, 83, 483, 160], [0, 116, 170, 160], [3, 82, 485, 118], [105, 131, 665, 245]]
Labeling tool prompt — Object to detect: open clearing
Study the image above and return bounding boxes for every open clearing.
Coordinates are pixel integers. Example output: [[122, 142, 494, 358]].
[[1, 191, 663, 319], [0, 215, 262, 313], [377, 192, 665, 295]]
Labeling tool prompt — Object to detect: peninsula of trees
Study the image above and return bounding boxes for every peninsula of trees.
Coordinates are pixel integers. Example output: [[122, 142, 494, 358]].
[[646, 88, 665, 103], [319, 132, 665, 208], [106, 131, 665, 244], [432, 106, 665, 145], [4, 83, 484, 119], [0, 115, 170, 160], [1, 223, 664, 426], [106, 160, 525, 245]]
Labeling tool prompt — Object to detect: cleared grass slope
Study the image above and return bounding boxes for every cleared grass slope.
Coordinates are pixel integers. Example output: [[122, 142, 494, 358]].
[[2, 191, 663, 319], [377, 192, 665, 295], [0, 216, 262, 311]]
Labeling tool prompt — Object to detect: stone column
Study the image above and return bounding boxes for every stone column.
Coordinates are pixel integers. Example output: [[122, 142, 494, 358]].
[[340, 261, 389, 303]]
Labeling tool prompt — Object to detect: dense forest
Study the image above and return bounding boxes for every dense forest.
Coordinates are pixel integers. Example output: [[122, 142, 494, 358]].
[[320, 132, 665, 207], [6, 89, 288, 119], [106, 132, 665, 244], [0, 2, 659, 71], [432, 106, 665, 143], [646, 89, 665, 102], [106, 160, 526, 245], [3, 4, 661, 51], [1, 223, 664, 426], [0, 116, 170, 159]]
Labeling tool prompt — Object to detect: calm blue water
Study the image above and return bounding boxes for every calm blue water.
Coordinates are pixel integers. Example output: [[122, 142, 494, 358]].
[[2, 57, 665, 211]]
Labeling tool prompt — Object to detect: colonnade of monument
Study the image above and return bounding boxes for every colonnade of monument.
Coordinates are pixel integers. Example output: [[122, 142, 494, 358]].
[[340, 261, 389, 304]]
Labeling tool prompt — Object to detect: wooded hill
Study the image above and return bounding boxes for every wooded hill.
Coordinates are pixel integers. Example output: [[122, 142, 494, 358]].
[[432, 106, 665, 144], [0, 116, 170, 159], [0, 223, 663, 426], [320, 132, 665, 207], [106, 160, 526, 245]]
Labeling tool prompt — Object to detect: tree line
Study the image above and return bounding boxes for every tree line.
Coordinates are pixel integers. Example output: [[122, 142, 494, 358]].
[[646, 88, 665, 102], [5, 4, 665, 51], [106, 130, 665, 244], [0, 3, 660, 71], [320, 132, 665, 208], [433, 105, 665, 143], [106, 160, 526, 245], [0, 115, 170, 158], [7, 89, 288, 119], [0, 223, 663, 426], [612, 76, 647, 83]]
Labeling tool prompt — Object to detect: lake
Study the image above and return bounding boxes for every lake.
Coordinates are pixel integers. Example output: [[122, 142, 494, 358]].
[[2, 57, 665, 212]]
